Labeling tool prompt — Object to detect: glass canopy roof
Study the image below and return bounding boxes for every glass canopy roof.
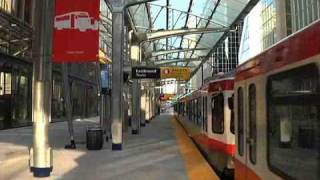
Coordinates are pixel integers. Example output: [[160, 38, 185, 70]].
[[127, 0, 258, 71]]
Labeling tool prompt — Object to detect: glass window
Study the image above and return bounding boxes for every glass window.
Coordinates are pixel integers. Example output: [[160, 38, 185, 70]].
[[211, 93, 224, 134], [268, 64, 319, 180], [228, 95, 235, 134], [238, 87, 244, 156], [249, 84, 257, 164], [4, 73, 11, 95], [0, 72, 4, 95]]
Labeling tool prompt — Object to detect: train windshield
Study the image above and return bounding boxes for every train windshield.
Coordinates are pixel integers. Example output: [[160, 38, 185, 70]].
[[267, 64, 319, 180]]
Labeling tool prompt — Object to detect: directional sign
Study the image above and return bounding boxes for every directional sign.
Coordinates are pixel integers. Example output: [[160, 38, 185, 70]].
[[132, 67, 161, 79], [160, 67, 191, 81]]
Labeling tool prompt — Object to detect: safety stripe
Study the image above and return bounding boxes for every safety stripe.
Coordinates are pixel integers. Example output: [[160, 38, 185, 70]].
[[172, 117, 220, 180]]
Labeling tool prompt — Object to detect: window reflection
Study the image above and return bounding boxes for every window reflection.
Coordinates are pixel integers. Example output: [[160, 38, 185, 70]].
[[268, 64, 319, 180]]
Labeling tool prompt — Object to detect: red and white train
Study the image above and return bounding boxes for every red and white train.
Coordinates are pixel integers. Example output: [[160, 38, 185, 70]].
[[175, 19, 320, 180], [174, 72, 236, 177]]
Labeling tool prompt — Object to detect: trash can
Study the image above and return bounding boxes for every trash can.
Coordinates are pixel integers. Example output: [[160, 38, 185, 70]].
[[298, 127, 314, 149], [86, 126, 103, 150]]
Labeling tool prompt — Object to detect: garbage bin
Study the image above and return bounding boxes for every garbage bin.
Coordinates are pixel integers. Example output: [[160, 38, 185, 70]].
[[86, 126, 103, 150], [298, 127, 314, 149]]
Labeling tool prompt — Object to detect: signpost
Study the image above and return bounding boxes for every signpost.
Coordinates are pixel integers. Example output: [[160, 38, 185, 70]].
[[132, 67, 161, 79]]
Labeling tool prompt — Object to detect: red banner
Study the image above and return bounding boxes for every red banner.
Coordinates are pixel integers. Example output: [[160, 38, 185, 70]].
[[53, 0, 100, 63]]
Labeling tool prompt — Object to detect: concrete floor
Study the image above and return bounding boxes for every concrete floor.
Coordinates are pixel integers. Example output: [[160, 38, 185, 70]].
[[0, 115, 190, 180]]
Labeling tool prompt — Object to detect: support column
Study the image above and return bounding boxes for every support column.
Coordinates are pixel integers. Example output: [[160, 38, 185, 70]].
[[62, 64, 75, 149], [140, 86, 146, 126], [29, 0, 53, 177], [132, 79, 140, 134], [123, 82, 129, 133], [130, 41, 141, 134], [111, 11, 124, 150]]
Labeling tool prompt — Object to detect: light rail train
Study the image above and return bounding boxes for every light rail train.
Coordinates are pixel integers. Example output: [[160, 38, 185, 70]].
[[174, 19, 320, 180]]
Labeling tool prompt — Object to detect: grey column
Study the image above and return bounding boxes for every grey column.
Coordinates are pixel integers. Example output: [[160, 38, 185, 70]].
[[29, 0, 54, 177], [140, 86, 146, 125], [62, 64, 75, 149], [123, 83, 129, 133], [131, 79, 140, 134], [111, 11, 124, 150]]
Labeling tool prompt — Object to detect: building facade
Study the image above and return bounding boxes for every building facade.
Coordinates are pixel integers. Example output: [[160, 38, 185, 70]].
[[0, 0, 99, 130], [239, 0, 320, 63]]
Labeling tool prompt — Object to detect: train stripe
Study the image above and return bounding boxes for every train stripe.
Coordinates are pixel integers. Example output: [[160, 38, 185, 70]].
[[193, 134, 235, 156]]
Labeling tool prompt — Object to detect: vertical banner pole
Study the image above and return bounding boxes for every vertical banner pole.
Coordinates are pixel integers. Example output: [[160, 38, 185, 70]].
[[111, 11, 124, 150], [30, 0, 54, 177]]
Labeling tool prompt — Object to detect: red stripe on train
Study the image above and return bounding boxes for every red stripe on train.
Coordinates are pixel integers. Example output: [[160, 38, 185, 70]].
[[236, 20, 320, 82], [208, 80, 234, 93], [193, 134, 235, 156]]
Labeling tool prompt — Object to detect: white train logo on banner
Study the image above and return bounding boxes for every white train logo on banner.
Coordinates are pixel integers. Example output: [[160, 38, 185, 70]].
[[54, 11, 98, 32]]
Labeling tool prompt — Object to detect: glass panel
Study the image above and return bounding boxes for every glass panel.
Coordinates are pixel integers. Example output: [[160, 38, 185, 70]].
[[0, 72, 3, 95], [212, 93, 224, 134], [5, 73, 11, 95], [228, 95, 235, 134], [268, 64, 319, 180], [249, 84, 257, 164], [238, 87, 244, 156]]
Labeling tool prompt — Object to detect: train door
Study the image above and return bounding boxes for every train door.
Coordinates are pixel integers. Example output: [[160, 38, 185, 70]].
[[236, 80, 259, 180], [235, 83, 248, 180], [202, 96, 208, 133]]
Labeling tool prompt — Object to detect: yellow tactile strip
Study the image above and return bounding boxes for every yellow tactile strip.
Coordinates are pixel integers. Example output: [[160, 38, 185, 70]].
[[172, 117, 220, 180]]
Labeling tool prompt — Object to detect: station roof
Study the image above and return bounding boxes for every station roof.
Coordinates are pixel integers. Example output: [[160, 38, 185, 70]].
[[127, 0, 258, 74]]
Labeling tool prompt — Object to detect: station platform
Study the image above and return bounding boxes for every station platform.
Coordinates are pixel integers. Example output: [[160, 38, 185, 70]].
[[0, 114, 219, 180]]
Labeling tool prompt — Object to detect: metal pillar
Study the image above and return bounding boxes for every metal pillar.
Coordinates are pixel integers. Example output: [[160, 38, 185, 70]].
[[145, 88, 150, 123], [132, 79, 140, 134], [130, 41, 141, 134], [111, 11, 124, 150], [62, 64, 76, 149], [29, 0, 53, 177], [123, 83, 129, 133], [140, 86, 146, 125]]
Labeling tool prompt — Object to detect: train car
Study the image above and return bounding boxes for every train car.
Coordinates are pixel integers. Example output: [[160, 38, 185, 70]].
[[174, 72, 235, 177], [234, 20, 320, 180]]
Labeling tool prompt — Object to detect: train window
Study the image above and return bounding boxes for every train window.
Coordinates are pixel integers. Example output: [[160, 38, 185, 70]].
[[228, 95, 235, 134], [267, 64, 319, 180], [211, 94, 224, 134], [204, 97, 207, 132], [249, 84, 257, 164], [238, 87, 244, 156]]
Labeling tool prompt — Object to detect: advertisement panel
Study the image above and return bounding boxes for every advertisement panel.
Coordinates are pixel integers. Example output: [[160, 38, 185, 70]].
[[53, 0, 100, 63]]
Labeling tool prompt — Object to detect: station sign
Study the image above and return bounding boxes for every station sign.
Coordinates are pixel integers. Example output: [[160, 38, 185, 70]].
[[132, 67, 161, 79], [159, 94, 176, 101], [160, 67, 191, 81], [53, 0, 100, 63]]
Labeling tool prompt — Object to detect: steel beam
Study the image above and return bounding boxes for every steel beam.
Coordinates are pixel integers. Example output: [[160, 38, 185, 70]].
[[154, 58, 201, 65], [140, 27, 229, 42], [145, 48, 208, 58]]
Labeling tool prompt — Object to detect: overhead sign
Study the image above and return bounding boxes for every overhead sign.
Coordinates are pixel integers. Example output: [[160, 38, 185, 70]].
[[159, 94, 176, 101], [160, 67, 191, 81], [53, 0, 100, 63], [132, 67, 161, 79]]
